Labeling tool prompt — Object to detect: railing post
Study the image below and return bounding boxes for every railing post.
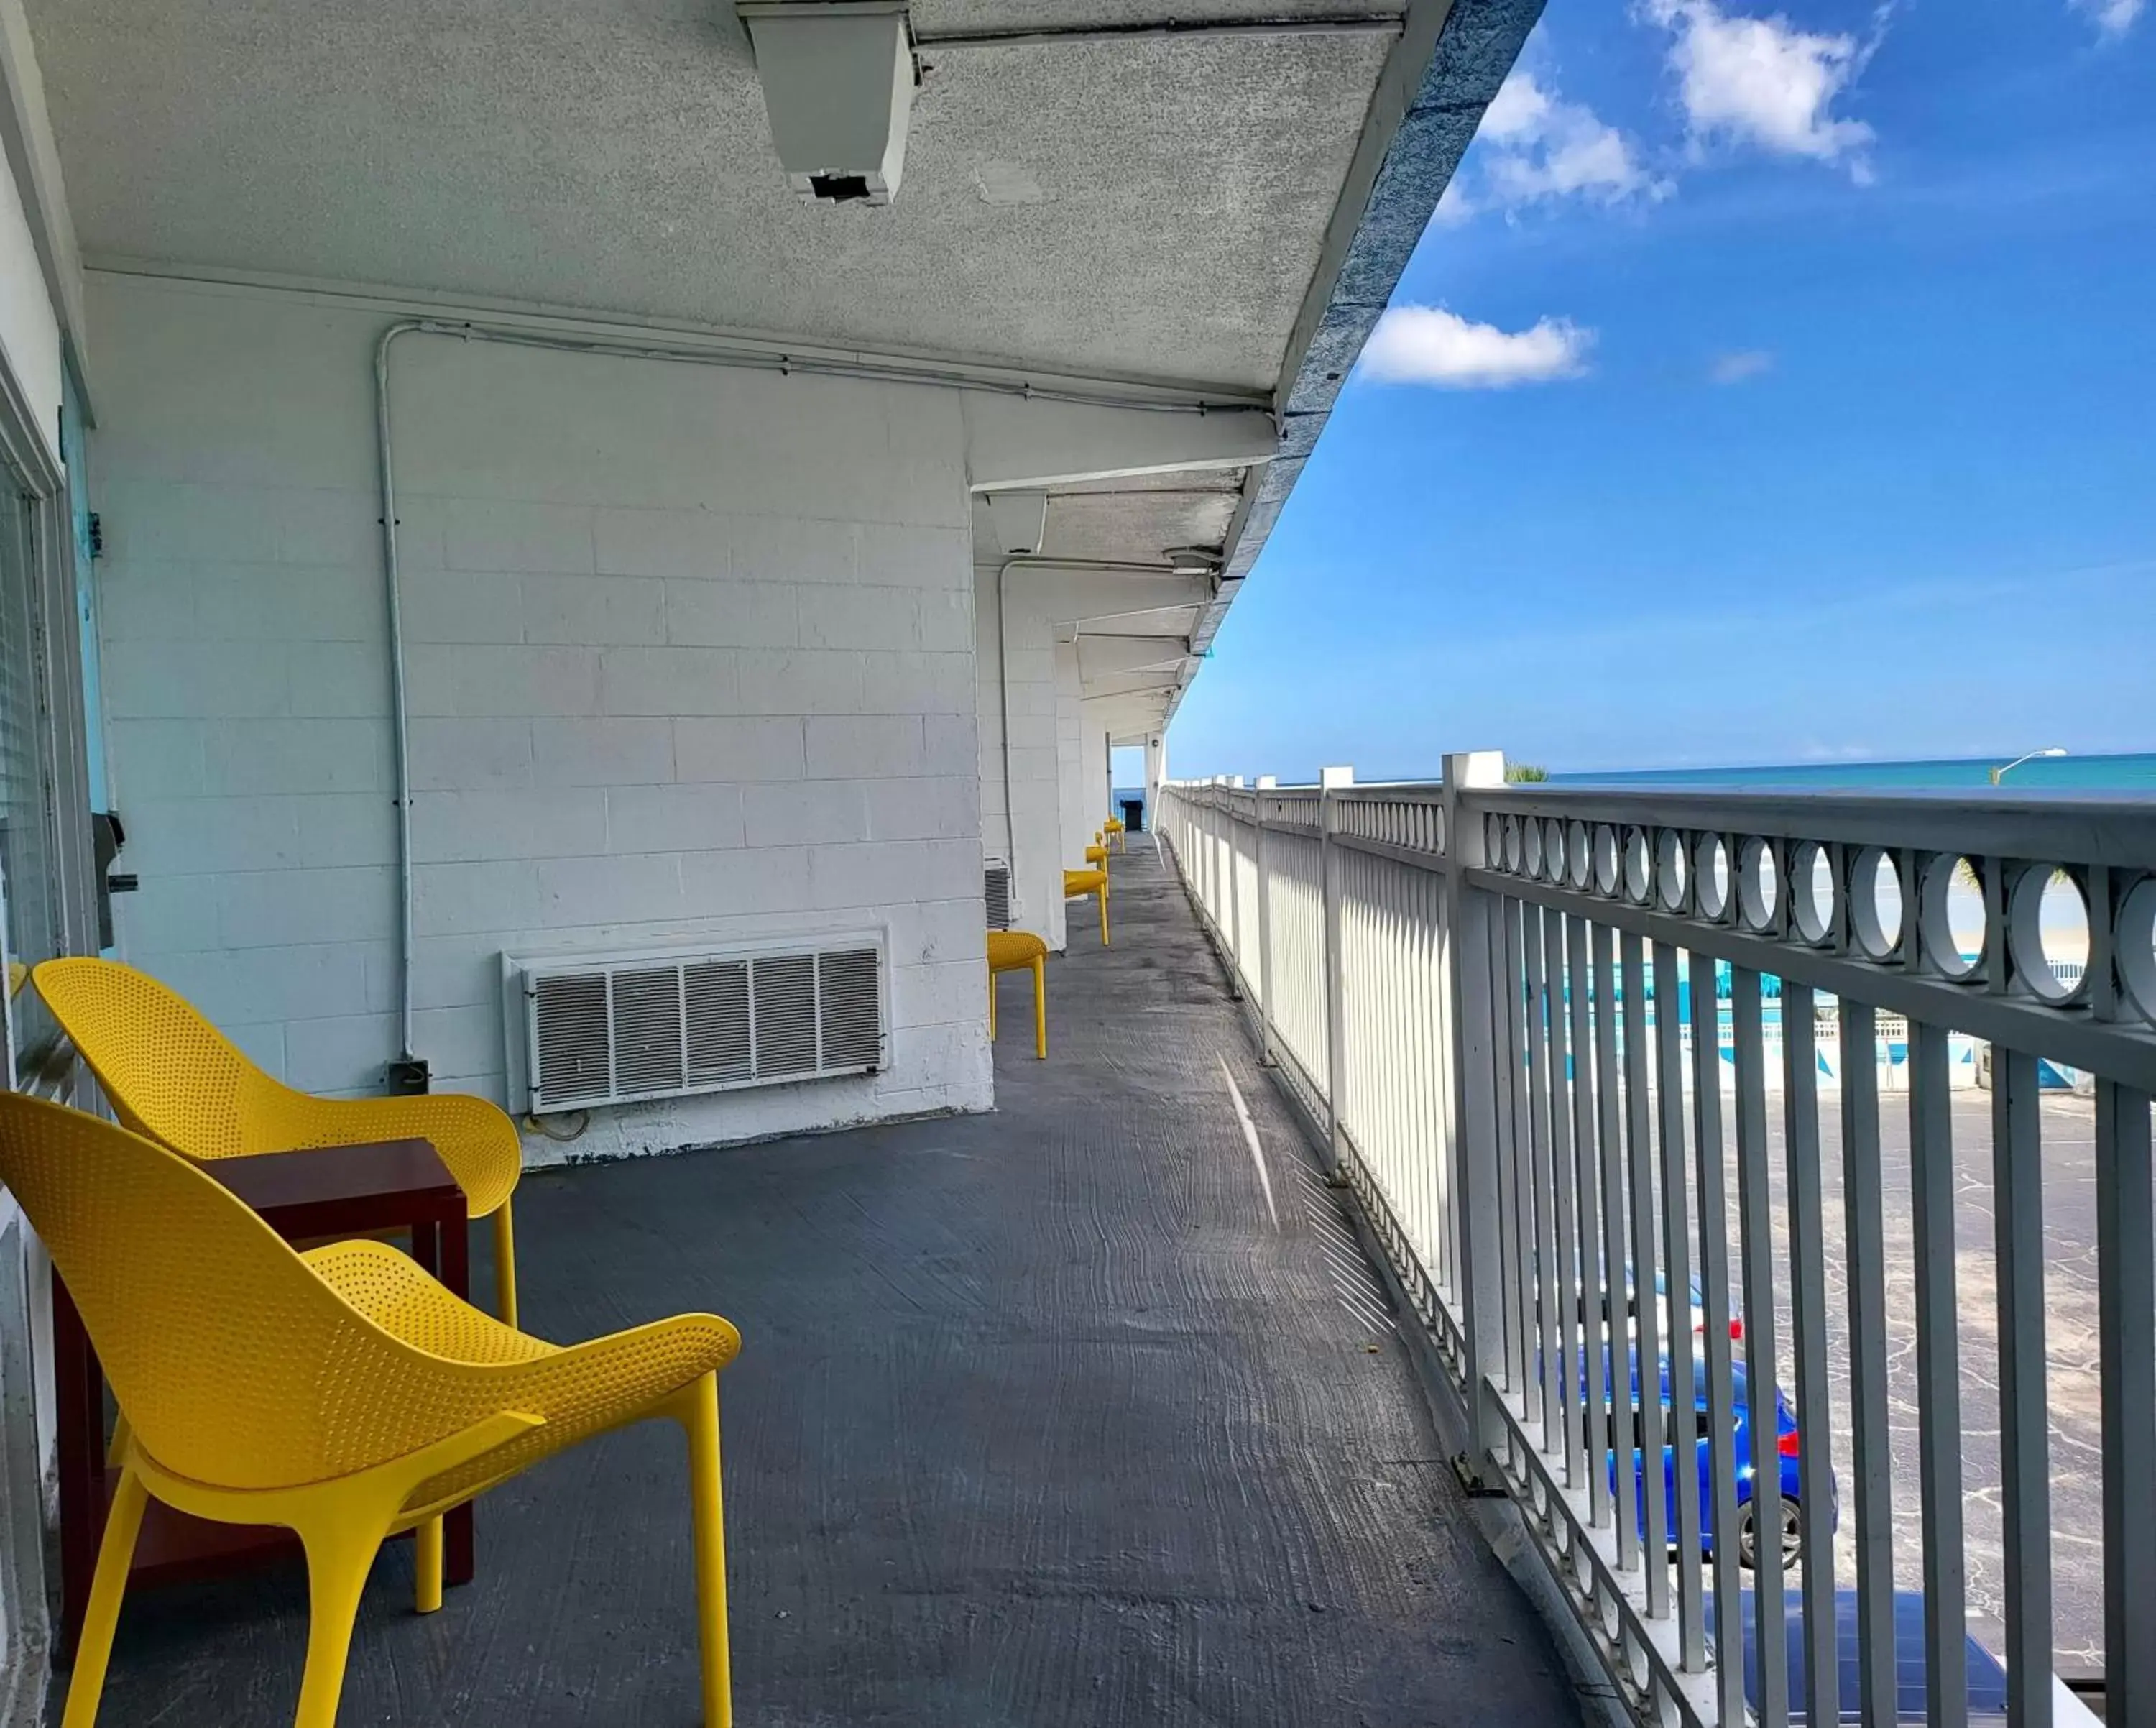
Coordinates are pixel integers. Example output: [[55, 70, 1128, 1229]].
[[1441, 750, 1507, 1471], [1319, 766, 1353, 1164], [1254, 778, 1277, 1065]]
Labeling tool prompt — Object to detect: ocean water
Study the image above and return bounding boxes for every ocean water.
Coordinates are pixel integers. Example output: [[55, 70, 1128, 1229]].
[[1551, 750, 2156, 793]]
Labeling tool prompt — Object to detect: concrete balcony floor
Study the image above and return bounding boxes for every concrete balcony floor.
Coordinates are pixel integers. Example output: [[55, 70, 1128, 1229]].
[[82, 846, 1584, 1727]]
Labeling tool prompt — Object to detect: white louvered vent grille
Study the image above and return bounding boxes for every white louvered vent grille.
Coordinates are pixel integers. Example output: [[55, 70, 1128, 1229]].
[[983, 862, 1011, 931], [515, 937, 886, 1114], [819, 948, 882, 1069]]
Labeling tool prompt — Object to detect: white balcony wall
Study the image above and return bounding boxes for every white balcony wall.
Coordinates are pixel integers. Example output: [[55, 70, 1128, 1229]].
[[972, 564, 1068, 950], [1081, 718, 1111, 852], [88, 272, 992, 1161], [0, 19, 68, 1708], [1054, 640, 1089, 870], [0, 137, 58, 474]]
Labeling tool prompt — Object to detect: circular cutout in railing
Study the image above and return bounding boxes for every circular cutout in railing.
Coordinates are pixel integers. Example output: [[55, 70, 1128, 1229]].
[[2009, 865, 2090, 1004], [1623, 827, 1652, 904], [1850, 846, 1903, 960], [1503, 815, 1524, 874], [1737, 837, 1779, 931], [2116, 876, 2156, 1024], [1487, 812, 1507, 870], [1567, 819, 1591, 890], [1656, 829, 1689, 911], [1695, 833, 1731, 922], [1524, 817, 1546, 880], [1594, 825, 1620, 896], [1789, 840, 1835, 945], [1919, 854, 1986, 980]]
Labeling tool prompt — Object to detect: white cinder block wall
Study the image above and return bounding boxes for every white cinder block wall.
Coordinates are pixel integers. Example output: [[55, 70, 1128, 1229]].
[[972, 565, 1069, 949], [90, 273, 991, 1159], [1054, 643, 1089, 885], [1081, 719, 1111, 850]]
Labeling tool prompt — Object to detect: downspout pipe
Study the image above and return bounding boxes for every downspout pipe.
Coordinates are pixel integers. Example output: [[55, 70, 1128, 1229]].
[[374, 320, 424, 1080]]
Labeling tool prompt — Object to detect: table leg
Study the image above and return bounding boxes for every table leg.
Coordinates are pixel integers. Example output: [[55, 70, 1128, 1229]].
[[52, 1274, 106, 1662], [437, 1208, 476, 1588]]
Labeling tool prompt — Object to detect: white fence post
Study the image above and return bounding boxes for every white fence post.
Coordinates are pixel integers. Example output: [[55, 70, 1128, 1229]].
[[1254, 778, 1277, 1065], [1441, 750, 1506, 1468], [1319, 766, 1353, 1165]]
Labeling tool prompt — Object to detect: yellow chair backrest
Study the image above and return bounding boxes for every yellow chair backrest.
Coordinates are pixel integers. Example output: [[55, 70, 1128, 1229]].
[[34, 957, 294, 1160], [0, 1092, 473, 1493]]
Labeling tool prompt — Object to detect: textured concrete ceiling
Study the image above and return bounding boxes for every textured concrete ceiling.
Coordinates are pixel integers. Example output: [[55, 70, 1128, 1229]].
[[31, 0, 1391, 391]]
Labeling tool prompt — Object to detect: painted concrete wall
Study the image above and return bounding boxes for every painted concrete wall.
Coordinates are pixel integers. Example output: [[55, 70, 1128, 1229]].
[[972, 564, 1069, 950], [0, 116, 57, 470], [1081, 718, 1111, 851], [88, 273, 992, 1161], [0, 32, 70, 1713], [1053, 640, 1089, 876]]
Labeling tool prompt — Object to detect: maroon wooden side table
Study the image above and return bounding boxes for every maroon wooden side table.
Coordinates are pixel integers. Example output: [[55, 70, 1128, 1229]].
[[52, 1137, 478, 1659]]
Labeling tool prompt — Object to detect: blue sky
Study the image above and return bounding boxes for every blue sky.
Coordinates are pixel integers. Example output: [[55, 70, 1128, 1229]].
[[1169, 0, 2156, 782]]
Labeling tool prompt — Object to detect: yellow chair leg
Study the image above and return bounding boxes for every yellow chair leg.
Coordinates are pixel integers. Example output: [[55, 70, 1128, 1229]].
[[684, 1374, 733, 1728], [1031, 957, 1047, 1059], [415, 1515, 443, 1614], [61, 1467, 147, 1728], [1099, 889, 1110, 946], [987, 966, 998, 1042], [492, 1200, 518, 1330], [293, 1528, 375, 1728]]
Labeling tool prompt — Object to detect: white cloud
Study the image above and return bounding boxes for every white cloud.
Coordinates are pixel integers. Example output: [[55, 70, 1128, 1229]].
[[1710, 349, 1774, 383], [1642, 0, 1879, 180], [1361, 306, 1595, 390], [1460, 70, 1671, 214], [2072, 0, 2144, 34]]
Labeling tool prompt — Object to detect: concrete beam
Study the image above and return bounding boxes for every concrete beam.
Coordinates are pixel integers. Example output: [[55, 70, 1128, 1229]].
[[963, 393, 1276, 492], [1080, 668, 1187, 702], [1091, 697, 1169, 721], [1012, 568, 1213, 626], [1077, 634, 1189, 682], [1079, 605, 1203, 639], [1085, 694, 1172, 740]]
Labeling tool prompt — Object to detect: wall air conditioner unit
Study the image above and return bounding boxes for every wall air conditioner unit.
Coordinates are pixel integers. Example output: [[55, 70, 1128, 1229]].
[[983, 861, 1011, 931], [505, 934, 887, 1116], [738, 1, 916, 206]]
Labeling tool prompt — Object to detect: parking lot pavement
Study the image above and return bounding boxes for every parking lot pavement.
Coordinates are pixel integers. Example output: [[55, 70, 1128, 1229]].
[[1735, 1088, 2105, 1676]]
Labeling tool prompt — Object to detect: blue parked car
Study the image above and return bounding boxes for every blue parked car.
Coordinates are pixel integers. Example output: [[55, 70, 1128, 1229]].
[[1601, 1348, 1811, 1569], [1706, 1589, 2100, 1724]]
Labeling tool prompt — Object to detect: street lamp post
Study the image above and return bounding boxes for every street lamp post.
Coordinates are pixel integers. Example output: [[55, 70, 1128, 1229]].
[[1989, 746, 2067, 786]]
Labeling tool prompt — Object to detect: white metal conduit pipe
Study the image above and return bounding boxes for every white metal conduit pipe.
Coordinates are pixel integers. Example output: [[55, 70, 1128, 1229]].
[[913, 12, 1407, 51], [374, 321, 1255, 1070]]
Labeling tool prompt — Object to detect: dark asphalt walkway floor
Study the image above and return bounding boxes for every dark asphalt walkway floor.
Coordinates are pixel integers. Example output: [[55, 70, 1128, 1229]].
[[75, 842, 1584, 1727]]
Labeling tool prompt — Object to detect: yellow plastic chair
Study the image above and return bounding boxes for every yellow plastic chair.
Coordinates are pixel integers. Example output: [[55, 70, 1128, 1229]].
[[1103, 816, 1126, 852], [1083, 843, 1109, 868], [1063, 868, 1110, 945], [0, 1093, 740, 1728], [986, 931, 1049, 1058], [34, 957, 526, 1325]]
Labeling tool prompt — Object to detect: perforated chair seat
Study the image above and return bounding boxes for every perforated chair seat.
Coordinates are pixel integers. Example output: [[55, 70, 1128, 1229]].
[[1062, 869, 1110, 946], [0, 1093, 740, 1728], [33, 957, 526, 1323], [986, 931, 1048, 973], [985, 931, 1049, 1058]]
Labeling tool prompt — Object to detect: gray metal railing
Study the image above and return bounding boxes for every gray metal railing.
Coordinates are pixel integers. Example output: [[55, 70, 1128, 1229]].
[[1157, 760, 2155, 1728]]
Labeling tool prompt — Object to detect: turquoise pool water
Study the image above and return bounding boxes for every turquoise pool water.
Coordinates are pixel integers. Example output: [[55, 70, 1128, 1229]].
[[1552, 751, 2156, 793]]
